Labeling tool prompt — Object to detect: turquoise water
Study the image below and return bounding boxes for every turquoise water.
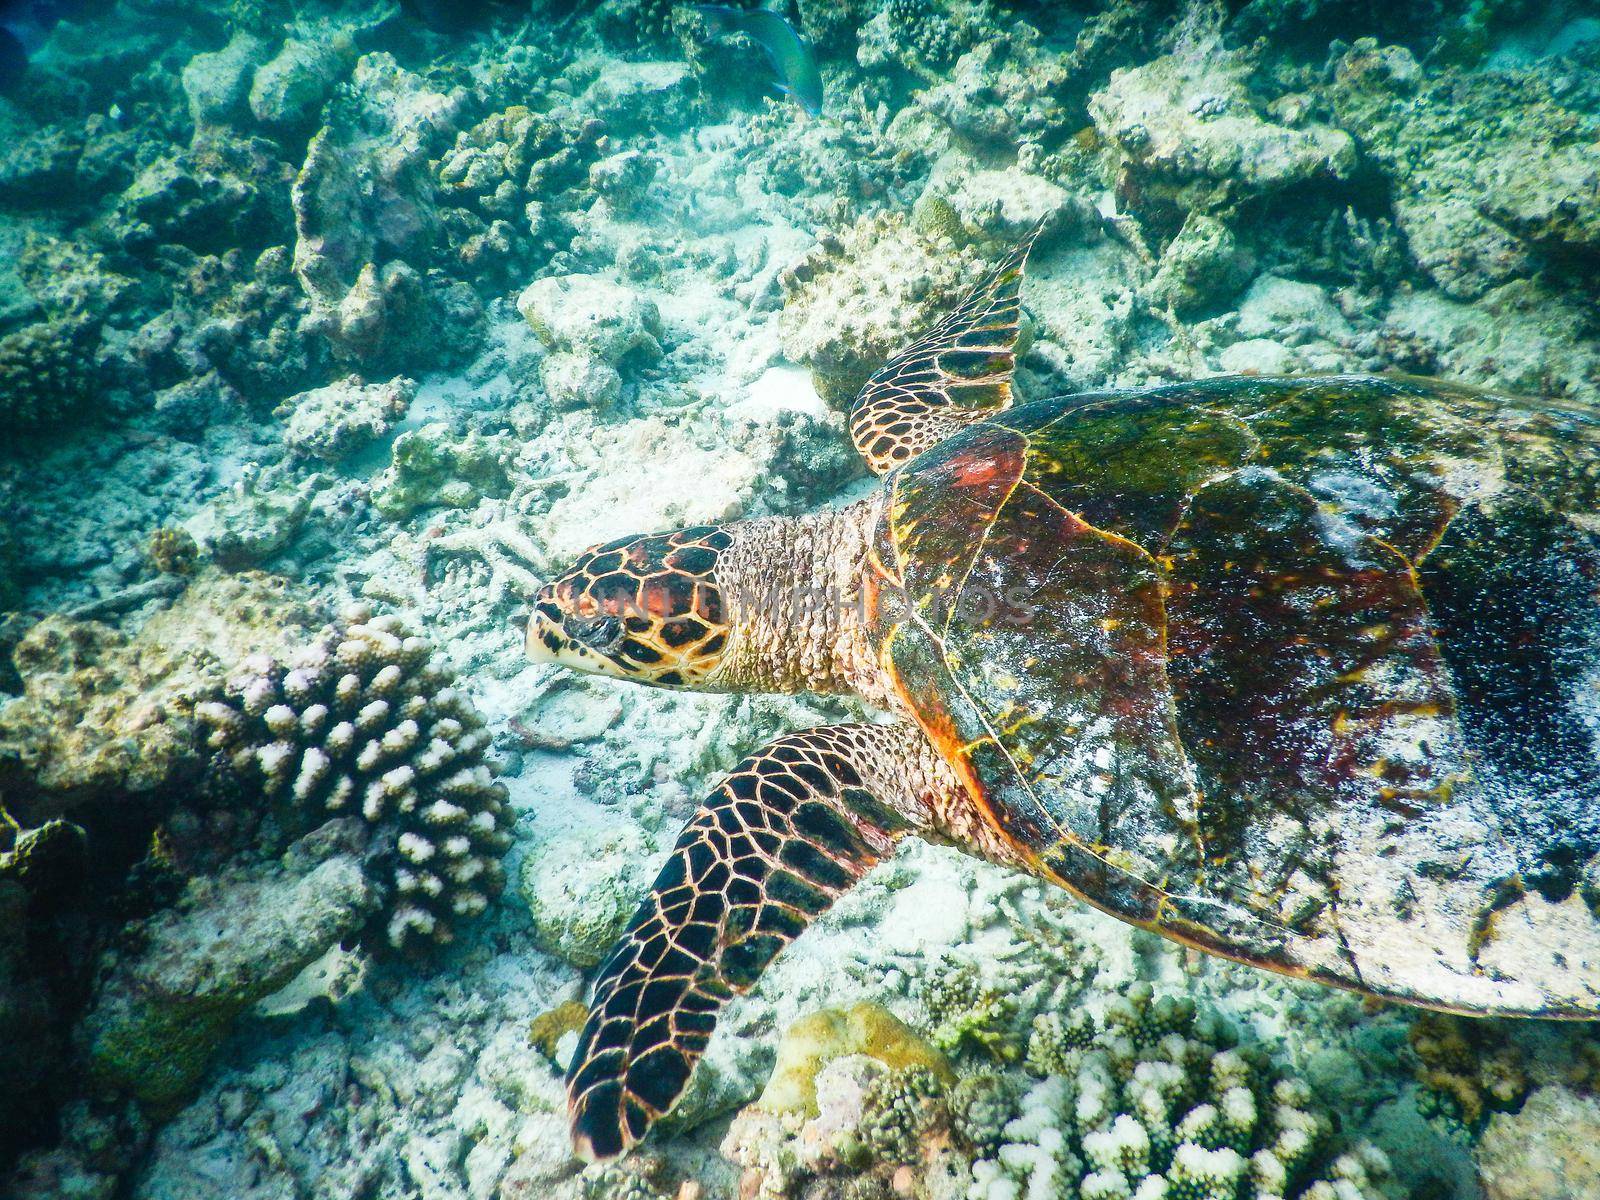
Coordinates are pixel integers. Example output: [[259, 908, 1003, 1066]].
[[2, 2, 1599, 1197]]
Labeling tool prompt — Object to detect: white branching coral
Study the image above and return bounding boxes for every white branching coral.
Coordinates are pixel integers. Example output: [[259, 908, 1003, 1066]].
[[968, 984, 1394, 1200], [196, 604, 514, 950]]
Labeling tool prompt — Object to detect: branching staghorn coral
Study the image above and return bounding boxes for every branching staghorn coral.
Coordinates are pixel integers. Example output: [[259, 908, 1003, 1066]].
[[968, 983, 1395, 1200], [914, 906, 1104, 1067], [196, 604, 513, 950]]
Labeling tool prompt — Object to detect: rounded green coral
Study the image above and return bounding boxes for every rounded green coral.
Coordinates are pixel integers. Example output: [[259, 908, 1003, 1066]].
[[860, 1065, 948, 1164], [972, 985, 1390, 1200], [0, 320, 98, 435], [951, 1072, 1019, 1153]]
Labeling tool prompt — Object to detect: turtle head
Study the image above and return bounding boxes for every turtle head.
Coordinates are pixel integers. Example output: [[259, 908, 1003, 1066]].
[[527, 526, 735, 688]]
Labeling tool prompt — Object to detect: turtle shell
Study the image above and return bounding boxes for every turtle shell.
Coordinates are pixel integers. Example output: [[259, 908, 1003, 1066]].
[[867, 374, 1600, 1016]]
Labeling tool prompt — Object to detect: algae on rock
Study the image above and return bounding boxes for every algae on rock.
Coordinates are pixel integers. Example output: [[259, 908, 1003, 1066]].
[[84, 821, 378, 1108], [520, 816, 663, 968], [757, 1001, 953, 1119], [279, 374, 416, 463], [0, 571, 321, 825], [1330, 38, 1600, 300], [778, 212, 983, 406], [0, 320, 101, 435], [1089, 44, 1357, 224], [190, 469, 320, 570], [291, 53, 466, 368], [1476, 1084, 1600, 1200], [373, 422, 518, 520], [517, 272, 664, 411]]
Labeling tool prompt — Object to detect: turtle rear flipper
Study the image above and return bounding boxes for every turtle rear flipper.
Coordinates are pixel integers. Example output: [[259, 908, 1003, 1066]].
[[566, 723, 922, 1160], [847, 221, 1043, 474]]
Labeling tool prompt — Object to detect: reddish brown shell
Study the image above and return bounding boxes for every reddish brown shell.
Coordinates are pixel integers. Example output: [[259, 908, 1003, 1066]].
[[869, 374, 1600, 1017]]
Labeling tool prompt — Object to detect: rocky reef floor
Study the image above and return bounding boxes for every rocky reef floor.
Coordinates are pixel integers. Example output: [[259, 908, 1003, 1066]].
[[2, 1, 1600, 1198]]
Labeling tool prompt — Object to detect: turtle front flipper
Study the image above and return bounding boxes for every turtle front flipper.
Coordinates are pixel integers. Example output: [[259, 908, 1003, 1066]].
[[566, 723, 923, 1160], [847, 221, 1043, 474]]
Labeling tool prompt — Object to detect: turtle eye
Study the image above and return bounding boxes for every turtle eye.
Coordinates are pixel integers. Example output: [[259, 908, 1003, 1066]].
[[568, 614, 623, 650]]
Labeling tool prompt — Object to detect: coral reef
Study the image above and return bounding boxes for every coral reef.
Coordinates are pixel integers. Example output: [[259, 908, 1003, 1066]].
[[0, 0, 1597, 1194], [969, 984, 1395, 1200], [291, 53, 468, 369], [907, 21, 1080, 150], [858, 0, 992, 80], [1090, 45, 1357, 225], [593, 0, 689, 52], [0, 572, 323, 1180], [722, 985, 1398, 1200], [437, 104, 606, 285], [195, 604, 514, 948], [919, 956, 1023, 1062], [721, 1002, 961, 1197]]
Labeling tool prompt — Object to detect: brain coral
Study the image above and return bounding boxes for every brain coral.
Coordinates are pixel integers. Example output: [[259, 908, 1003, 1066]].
[[196, 604, 514, 949]]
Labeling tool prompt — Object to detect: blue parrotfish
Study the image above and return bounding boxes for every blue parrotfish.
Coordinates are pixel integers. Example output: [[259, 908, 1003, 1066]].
[[696, 5, 823, 117]]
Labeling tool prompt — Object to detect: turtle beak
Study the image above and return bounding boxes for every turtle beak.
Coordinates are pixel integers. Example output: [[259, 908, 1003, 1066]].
[[525, 607, 566, 667], [525, 605, 629, 679]]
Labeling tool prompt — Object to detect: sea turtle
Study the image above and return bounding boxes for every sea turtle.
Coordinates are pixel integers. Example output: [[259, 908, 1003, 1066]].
[[525, 227, 1600, 1160]]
